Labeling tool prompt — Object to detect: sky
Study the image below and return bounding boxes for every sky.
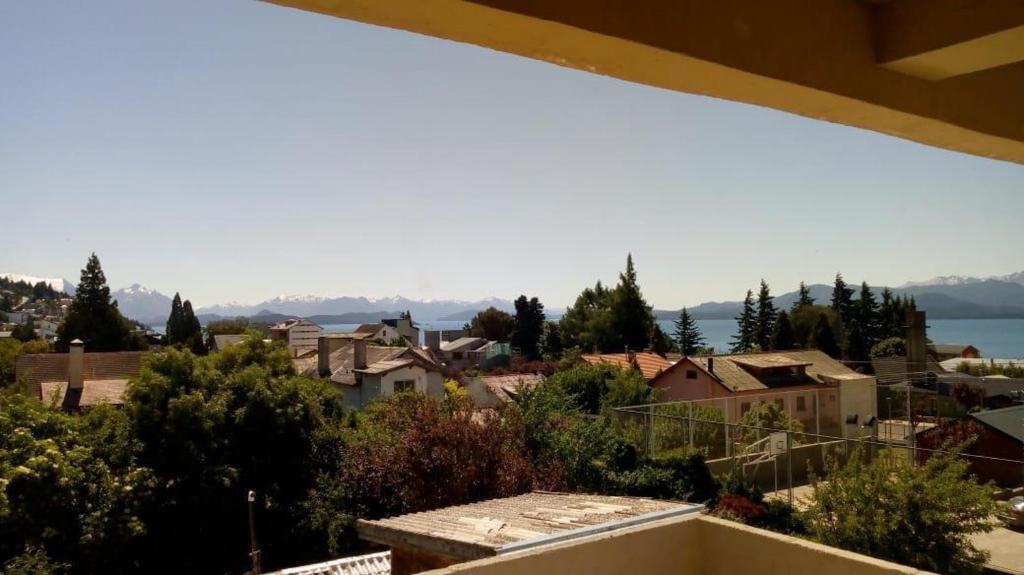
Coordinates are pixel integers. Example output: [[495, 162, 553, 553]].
[[2, 1, 1023, 310]]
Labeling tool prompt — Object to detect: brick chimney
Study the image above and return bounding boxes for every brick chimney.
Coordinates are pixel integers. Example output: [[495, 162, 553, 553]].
[[353, 339, 367, 370], [707, 357, 714, 374], [318, 336, 331, 377], [69, 339, 84, 390]]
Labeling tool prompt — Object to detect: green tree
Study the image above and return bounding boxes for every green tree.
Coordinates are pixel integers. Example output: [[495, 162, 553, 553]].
[[870, 336, 906, 359], [10, 318, 37, 343], [558, 281, 613, 352], [804, 447, 997, 574], [878, 287, 901, 340], [810, 312, 841, 358], [855, 282, 881, 351], [649, 323, 674, 357], [736, 401, 804, 445], [771, 310, 795, 350], [165, 293, 183, 345], [793, 281, 815, 310], [830, 273, 855, 327], [754, 280, 776, 350], [730, 290, 756, 353], [844, 319, 869, 362], [55, 254, 136, 352], [607, 254, 655, 353], [165, 294, 204, 353], [125, 336, 344, 573], [468, 307, 516, 342], [512, 295, 546, 360], [540, 321, 564, 359], [673, 307, 704, 356]]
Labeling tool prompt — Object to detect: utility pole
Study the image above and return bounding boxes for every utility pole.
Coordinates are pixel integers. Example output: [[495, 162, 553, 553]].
[[248, 490, 261, 575]]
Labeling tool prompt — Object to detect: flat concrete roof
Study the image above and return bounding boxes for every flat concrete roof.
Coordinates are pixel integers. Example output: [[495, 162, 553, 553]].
[[358, 492, 701, 561]]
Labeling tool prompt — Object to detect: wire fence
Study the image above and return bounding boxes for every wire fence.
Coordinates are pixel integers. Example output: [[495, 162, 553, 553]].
[[610, 401, 1024, 503]]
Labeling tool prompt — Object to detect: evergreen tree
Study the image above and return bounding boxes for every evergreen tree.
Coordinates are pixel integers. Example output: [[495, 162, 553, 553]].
[[830, 273, 855, 326], [11, 318, 38, 343], [845, 319, 869, 362], [730, 290, 756, 353], [879, 288, 901, 340], [810, 312, 841, 358], [513, 295, 546, 360], [856, 282, 881, 350], [793, 281, 815, 310], [754, 279, 776, 350], [650, 323, 674, 357], [673, 307, 704, 356], [56, 253, 135, 352], [771, 310, 795, 350], [181, 300, 205, 354], [607, 254, 655, 353], [166, 293, 184, 345], [541, 321, 563, 358]]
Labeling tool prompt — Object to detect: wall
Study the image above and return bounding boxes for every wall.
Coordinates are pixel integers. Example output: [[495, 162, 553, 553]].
[[381, 365, 428, 395], [836, 376, 878, 438], [651, 360, 729, 402], [416, 515, 920, 575]]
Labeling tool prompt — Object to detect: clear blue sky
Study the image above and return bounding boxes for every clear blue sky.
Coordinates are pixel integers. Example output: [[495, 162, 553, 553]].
[[2, 0, 1023, 309]]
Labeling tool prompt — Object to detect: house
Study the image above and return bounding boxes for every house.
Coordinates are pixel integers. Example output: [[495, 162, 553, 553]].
[[929, 343, 981, 361], [350, 322, 404, 343], [464, 373, 545, 408], [210, 333, 247, 352], [16, 339, 145, 410], [351, 491, 917, 575], [269, 319, 322, 357], [918, 405, 1024, 487], [650, 350, 877, 437], [382, 316, 419, 345], [581, 352, 673, 382], [871, 355, 946, 386], [34, 318, 60, 341], [309, 334, 444, 408], [268, 551, 390, 575], [427, 335, 511, 371]]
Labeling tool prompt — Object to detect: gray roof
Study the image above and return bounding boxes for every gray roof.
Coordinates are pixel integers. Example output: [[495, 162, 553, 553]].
[[970, 405, 1024, 443], [308, 343, 441, 385], [464, 373, 545, 408], [930, 343, 976, 355], [212, 334, 246, 350], [440, 337, 488, 352], [871, 356, 946, 385]]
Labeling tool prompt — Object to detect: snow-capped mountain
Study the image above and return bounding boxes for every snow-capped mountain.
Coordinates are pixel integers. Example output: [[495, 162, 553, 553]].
[[0, 273, 76, 295], [901, 271, 1024, 288], [195, 295, 516, 321], [111, 284, 174, 326]]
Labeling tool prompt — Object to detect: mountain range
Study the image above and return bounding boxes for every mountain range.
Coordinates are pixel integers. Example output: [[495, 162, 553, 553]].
[[6, 270, 1024, 326]]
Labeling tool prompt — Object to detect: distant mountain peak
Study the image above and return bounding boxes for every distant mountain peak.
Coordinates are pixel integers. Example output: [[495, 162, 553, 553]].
[[900, 270, 1024, 288], [0, 272, 76, 295]]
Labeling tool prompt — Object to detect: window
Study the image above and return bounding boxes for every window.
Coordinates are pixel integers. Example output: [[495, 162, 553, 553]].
[[686, 370, 698, 380], [394, 380, 414, 393], [796, 396, 807, 412]]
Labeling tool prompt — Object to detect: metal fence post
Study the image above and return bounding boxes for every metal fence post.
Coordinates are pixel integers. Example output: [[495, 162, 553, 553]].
[[787, 429, 794, 505], [647, 404, 654, 457]]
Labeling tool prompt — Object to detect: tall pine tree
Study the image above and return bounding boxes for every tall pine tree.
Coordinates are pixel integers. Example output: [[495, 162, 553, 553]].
[[879, 287, 900, 340], [608, 254, 655, 353], [754, 279, 776, 350], [771, 310, 795, 350], [166, 293, 184, 345], [731, 290, 756, 353], [793, 281, 815, 310], [856, 282, 881, 350], [56, 253, 135, 352], [673, 307, 705, 356], [830, 273, 855, 326], [513, 295, 546, 360], [810, 312, 841, 358]]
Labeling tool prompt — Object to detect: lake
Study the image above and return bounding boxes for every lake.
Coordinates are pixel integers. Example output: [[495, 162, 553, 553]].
[[324, 318, 1024, 358]]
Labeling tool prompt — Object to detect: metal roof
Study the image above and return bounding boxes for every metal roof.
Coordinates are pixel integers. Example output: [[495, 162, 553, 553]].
[[358, 492, 701, 561]]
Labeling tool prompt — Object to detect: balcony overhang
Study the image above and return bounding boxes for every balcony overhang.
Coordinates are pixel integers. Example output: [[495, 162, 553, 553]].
[[263, 0, 1024, 165]]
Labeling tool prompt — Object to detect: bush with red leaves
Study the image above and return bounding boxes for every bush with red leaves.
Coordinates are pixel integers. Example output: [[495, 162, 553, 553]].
[[713, 493, 767, 523]]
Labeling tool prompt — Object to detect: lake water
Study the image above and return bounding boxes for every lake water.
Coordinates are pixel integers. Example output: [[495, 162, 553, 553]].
[[325, 318, 1024, 358]]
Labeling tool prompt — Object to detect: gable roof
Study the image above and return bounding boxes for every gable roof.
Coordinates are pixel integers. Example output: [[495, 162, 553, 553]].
[[581, 353, 673, 381], [16, 352, 145, 396], [930, 343, 977, 355], [40, 379, 129, 409], [464, 373, 545, 408], [309, 343, 442, 385], [969, 405, 1024, 443], [663, 350, 863, 393], [355, 323, 384, 335], [872, 356, 946, 385]]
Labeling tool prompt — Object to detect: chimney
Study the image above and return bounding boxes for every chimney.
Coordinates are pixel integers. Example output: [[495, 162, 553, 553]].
[[353, 339, 367, 370], [707, 357, 714, 374], [905, 310, 927, 387], [69, 339, 84, 390], [318, 336, 331, 377], [425, 331, 441, 351]]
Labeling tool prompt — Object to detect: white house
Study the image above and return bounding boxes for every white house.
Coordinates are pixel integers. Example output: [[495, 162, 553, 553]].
[[269, 319, 322, 357]]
